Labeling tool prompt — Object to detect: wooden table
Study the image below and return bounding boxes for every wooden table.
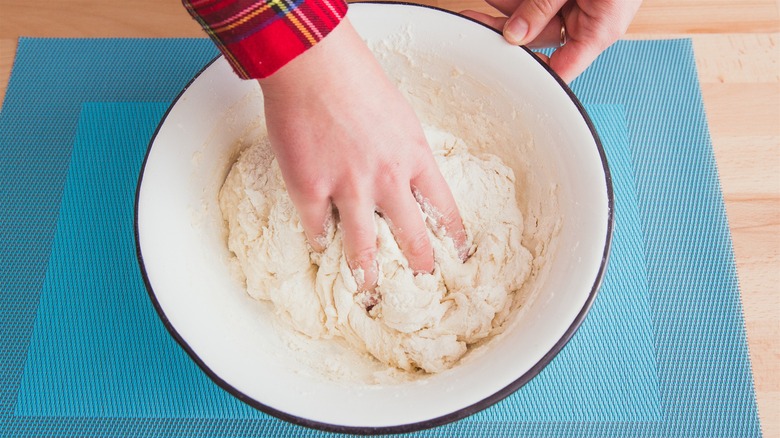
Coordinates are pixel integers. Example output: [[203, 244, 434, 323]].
[[1, 0, 777, 435]]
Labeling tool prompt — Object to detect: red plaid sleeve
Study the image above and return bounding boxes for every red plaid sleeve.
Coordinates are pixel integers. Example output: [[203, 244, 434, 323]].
[[183, 0, 348, 79]]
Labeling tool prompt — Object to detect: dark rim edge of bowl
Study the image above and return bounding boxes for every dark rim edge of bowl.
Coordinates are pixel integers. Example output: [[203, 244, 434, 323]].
[[134, 2, 615, 435]]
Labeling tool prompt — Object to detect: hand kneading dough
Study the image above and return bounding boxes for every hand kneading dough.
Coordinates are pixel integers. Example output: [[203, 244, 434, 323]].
[[219, 128, 532, 373]]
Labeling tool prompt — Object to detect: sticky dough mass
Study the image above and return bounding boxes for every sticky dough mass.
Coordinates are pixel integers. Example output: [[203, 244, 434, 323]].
[[219, 128, 532, 373]]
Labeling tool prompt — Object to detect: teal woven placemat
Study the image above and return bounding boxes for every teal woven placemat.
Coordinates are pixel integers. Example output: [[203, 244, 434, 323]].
[[0, 37, 761, 437]]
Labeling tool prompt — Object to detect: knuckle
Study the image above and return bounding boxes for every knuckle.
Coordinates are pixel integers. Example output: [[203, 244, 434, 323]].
[[438, 204, 461, 225], [291, 175, 331, 201], [526, 0, 558, 19], [404, 228, 432, 261], [348, 245, 377, 269], [442, 211, 464, 235], [375, 161, 407, 188], [334, 170, 372, 200]]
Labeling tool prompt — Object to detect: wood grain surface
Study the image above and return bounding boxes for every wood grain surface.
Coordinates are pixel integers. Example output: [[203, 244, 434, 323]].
[[1, 1, 778, 436]]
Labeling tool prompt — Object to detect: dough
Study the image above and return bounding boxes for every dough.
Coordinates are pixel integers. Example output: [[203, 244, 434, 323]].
[[218, 127, 532, 373]]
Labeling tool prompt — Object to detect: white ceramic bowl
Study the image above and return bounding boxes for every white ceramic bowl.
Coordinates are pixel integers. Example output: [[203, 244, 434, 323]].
[[135, 3, 613, 434]]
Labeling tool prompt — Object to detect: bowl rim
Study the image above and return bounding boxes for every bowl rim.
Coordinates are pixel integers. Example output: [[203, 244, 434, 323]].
[[134, 2, 615, 434]]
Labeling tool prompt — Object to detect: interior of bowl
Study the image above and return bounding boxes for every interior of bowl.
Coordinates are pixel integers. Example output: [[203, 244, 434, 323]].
[[135, 3, 612, 433]]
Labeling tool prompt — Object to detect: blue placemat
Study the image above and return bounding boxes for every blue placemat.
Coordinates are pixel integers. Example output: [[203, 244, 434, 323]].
[[0, 37, 761, 437]]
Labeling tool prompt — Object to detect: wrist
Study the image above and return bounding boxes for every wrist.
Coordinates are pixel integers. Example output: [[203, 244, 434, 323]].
[[258, 19, 376, 98]]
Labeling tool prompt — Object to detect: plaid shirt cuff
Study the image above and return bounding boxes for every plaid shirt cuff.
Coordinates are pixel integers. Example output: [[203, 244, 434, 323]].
[[183, 0, 348, 79]]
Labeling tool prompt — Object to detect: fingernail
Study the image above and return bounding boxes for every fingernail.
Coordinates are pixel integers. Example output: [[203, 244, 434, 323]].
[[351, 265, 367, 288], [457, 243, 471, 263], [307, 233, 327, 252], [504, 17, 529, 45], [350, 258, 378, 290]]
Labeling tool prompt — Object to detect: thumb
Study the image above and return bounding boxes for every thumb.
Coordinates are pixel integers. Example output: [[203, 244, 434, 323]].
[[504, 0, 568, 45]]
